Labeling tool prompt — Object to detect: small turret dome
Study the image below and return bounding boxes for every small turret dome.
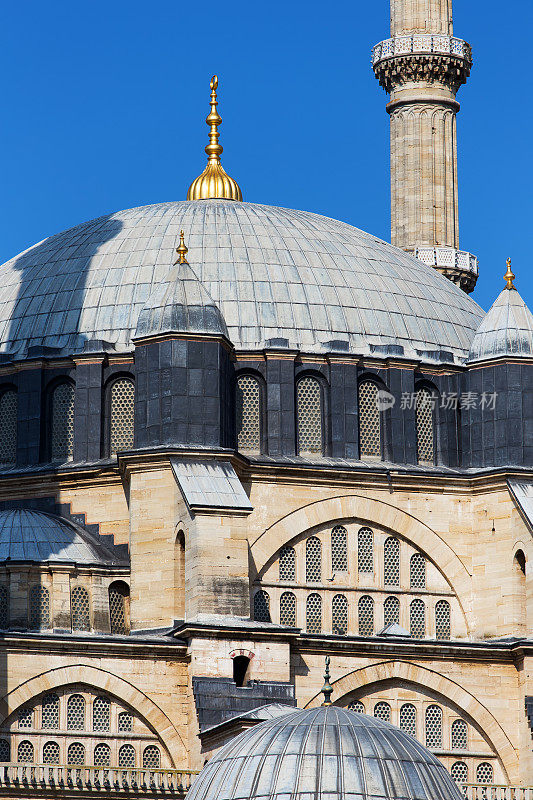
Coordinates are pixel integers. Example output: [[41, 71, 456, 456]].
[[467, 283, 533, 363]]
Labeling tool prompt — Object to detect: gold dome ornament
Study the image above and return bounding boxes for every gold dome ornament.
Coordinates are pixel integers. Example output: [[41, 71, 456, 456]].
[[504, 257, 516, 290], [187, 75, 243, 201], [175, 230, 189, 264]]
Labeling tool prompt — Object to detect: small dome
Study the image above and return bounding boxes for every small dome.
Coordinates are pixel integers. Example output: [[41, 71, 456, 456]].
[[187, 706, 461, 800], [0, 509, 127, 566], [467, 286, 533, 363]]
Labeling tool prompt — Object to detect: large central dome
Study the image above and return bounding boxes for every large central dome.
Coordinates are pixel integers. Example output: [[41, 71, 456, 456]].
[[0, 200, 483, 360]]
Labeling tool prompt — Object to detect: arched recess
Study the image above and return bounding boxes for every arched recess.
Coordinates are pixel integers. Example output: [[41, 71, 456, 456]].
[[0, 664, 187, 767], [250, 494, 473, 626], [175, 529, 186, 620], [303, 659, 518, 782]]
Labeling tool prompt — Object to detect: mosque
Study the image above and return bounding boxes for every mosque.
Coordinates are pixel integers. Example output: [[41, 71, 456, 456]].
[[0, 0, 531, 794]]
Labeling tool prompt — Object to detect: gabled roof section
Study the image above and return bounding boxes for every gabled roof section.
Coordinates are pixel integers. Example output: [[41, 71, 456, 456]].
[[467, 287, 533, 363]]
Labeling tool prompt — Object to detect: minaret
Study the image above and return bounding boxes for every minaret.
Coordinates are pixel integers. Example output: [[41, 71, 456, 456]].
[[373, 0, 478, 293]]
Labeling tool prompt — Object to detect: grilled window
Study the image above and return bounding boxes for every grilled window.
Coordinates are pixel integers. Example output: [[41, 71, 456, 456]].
[[93, 696, 110, 731], [416, 387, 435, 465], [358, 381, 381, 458], [0, 585, 7, 629], [451, 762, 468, 784], [410, 599, 426, 638], [348, 701, 365, 713], [435, 599, 451, 639], [306, 537, 322, 582], [332, 594, 348, 635], [118, 711, 133, 733], [109, 582, 129, 634], [383, 595, 400, 627], [331, 526, 348, 572], [29, 585, 50, 629], [451, 719, 468, 750], [357, 528, 374, 574], [119, 743, 136, 768], [50, 382, 75, 462], [71, 586, 90, 631], [18, 707, 33, 728], [280, 592, 296, 627], [67, 742, 85, 765], [143, 745, 160, 769], [358, 595, 374, 636], [373, 702, 391, 722], [109, 378, 134, 455], [384, 537, 400, 586], [306, 593, 322, 633], [67, 694, 85, 730], [410, 553, 426, 589], [0, 390, 17, 466], [279, 546, 296, 581], [18, 740, 34, 763], [236, 375, 261, 453], [425, 705, 443, 749], [0, 739, 10, 762], [476, 763, 493, 784], [297, 376, 324, 456], [41, 694, 60, 729], [94, 742, 111, 767], [399, 703, 417, 737], [42, 741, 60, 764], [253, 590, 270, 622]]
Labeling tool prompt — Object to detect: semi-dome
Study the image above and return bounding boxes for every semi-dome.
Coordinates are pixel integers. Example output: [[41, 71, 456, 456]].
[[187, 706, 461, 800], [0, 200, 483, 362]]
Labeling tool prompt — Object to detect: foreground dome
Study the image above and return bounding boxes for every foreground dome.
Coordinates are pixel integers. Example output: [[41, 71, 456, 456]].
[[187, 706, 461, 800], [0, 200, 483, 360]]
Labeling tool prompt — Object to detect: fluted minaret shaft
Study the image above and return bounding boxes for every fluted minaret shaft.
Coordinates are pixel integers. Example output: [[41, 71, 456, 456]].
[[391, 0, 452, 35]]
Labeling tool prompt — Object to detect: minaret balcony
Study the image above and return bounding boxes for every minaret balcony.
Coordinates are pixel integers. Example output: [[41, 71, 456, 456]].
[[414, 246, 478, 293], [372, 35, 472, 93], [372, 35, 472, 66]]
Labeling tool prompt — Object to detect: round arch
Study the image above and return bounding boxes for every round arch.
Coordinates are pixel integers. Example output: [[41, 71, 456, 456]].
[[0, 663, 187, 767]]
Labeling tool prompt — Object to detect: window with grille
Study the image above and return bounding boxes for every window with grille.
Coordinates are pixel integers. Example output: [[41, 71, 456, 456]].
[[236, 375, 262, 454], [109, 582, 129, 634], [119, 744, 136, 768], [410, 553, 426, 589], [68, 742, 85, 765], [331, 526, 348, 572], [425, 705, 443, 748], [280, 592, 296, 627], [451, 719, 468, 750], [399, 703, 417, 737], [94, 743, 111, 767], [118, 711, 133, 733], [357, 528, 374, 574], [410, 599, 426, 638], [306, 593, 322, 633], [41, 694, 60, 729], [93, 696, 110, 731], [279, 546, 296, 581], [373, 702, 391, 722], [18, 707, 33, 728], [109, 378, 134, 455], [0, 585, 8, 629], [476, 763, 493, 784], [306, 537, 322, 582], [0, 389, 17, 466], [358, 381, 381, 459], [451, 762, 468, 784], [253, 590, 270, 622], [29, 585, 50, 629], [384, 537, 400, 586], [143, 745, 160, 769], [17, 740, 34, 763], [71, 586, 90, 631], [435, 599, 451, 639], [296, 376, 323, 456], [50, 382, 75, 462], [42, 741, 60, 764], [67, 694, 85, 730], [348, 701, 365, 713], [416, 387, 435, 465], [0, 739, 10, 762], [358, 595, 374, 636], [384, 596, 400, 627], [331, 594, 348, 635]]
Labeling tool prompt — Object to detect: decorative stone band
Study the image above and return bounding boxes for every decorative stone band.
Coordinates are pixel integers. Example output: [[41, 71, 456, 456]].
[[372, 36, 472, 67], [415, 246, 478, 293]]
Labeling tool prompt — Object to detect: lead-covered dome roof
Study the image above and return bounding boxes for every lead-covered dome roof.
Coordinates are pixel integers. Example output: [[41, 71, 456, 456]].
[[187, 706, 461, 800], [0, 200, 483, 361]]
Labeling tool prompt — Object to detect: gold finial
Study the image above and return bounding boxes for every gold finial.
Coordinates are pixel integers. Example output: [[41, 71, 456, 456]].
[[321, 656, 333, 706], [175, 230, 189, 265], [186, 75, 243, 202], [504, 257, 516, 290]]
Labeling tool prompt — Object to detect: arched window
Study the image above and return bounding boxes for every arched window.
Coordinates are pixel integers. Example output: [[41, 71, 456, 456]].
[[71, 586, 90, 631], [29, 585, 50, 629], [67, 694, 85, 730], [297, 376, 324, 456], [306, 593, 322, 633], [332, 594, 348, 635], [416, 386, 436, 465], [143, 745, 161, 769], [476, 763, 493, 784], [42, 741, 60, 764], [119, 743, 136, 768], [383, 595, 400, 627], [451, 762, 468, 784], [425, 705, 443, 748], [93, 696, 110, 731], [18, 707, 33, 728], [93, 742, 111, 767], [0, 739, 10, 762], [236, 375, 262, 454], [279, 546, 296, 581], [410, 599, 426, 639], [451, 719, 468, 750], [348, 701, 365, 713], [357, 527, 374, 574], [253, 590, 270, 622], [0, 389, 17, 467], [109, 377, 134, 455], [280, 592, 296, 627], [17, 740, 34, 763], [514, 550, 526, 633], [306, 537, 322, 582], [109, 581, 130, 634], [41, 694, 59, 729], [331, 526, 348, 572], [358, 380, 381, 459], [435, 599, 451, 639], [399, 703, 416, 737], [358, 595, 374, 636], [118, 711, 133, 733], [0, 585, 8, 629], [384, 537, 400, 586], [67, 742, 85, 765], [50, 381, 75, 462], [373, 702, 391, 722], [410, 553, 426, 588]]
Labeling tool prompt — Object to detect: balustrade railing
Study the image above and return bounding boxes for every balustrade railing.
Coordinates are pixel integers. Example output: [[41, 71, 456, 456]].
[[372, 35, 472, 65], [461, 786, 533, 800]]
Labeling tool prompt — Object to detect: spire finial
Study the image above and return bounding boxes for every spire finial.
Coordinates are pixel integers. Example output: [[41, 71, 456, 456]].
[[175, 230, 189, 265], [321, 656, 333, 706], [186, 75, 243, 201], [504, 257, 516, 290]]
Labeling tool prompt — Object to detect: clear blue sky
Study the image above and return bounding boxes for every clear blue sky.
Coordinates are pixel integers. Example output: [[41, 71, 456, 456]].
[[1, 0, 531, 312]]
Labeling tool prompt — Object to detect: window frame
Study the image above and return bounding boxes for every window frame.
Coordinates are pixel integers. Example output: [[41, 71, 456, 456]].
[[45, 377, 76, 463], [0, 385, 18, 468], [357, 376, 388, 461], [103, 374, 135, 458], [234, 371, 266, 456], [414, 381, 439, 466], [295, 372, 328, 458]]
